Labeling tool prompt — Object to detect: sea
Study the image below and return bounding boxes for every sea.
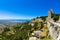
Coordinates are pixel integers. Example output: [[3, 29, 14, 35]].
[[0, 19, 30, 23], [9, 19, 30, 23]]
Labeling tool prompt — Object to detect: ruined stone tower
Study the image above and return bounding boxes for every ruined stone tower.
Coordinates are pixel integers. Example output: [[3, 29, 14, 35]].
[[46, 9, 53, 21], [58, 16, 60, 22], [48, 9, 53, 19]]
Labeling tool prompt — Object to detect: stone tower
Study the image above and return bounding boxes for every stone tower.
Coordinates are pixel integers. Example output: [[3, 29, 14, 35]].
[[48, 9, 53, 19], [58, 16, 60, 22], [46, 9, 53, 21]]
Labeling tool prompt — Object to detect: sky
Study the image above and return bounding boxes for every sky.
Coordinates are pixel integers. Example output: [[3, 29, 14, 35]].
[[0, 0, 60, 19]]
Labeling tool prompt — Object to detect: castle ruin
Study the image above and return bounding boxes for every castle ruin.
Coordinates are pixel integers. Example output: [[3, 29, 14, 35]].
[[47, 9, 60, 22]]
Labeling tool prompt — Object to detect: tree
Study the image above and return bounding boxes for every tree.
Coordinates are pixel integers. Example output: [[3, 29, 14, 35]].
[[53, 15, 59, 21], [40, 16, 47, 21]]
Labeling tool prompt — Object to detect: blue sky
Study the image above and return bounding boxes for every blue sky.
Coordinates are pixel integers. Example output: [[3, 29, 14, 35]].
[[0, 0, 60, 19]]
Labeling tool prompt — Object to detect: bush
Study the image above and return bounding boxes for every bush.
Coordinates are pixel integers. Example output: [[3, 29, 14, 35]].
[[53, 15, 59, 21]]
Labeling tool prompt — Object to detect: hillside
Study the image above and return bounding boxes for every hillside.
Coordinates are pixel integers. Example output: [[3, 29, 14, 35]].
[[0, 13, 60, 40]]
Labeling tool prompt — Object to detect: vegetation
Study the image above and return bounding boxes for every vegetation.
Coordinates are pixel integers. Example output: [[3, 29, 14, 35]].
[[0, 21, 52, 40], [1, 14, 60, 40], [40, 16, 47, 21], [1, 23, 31, 40], [53, 15, 59, 21]]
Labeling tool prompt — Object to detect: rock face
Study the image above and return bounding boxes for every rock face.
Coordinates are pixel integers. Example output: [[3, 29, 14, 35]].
[[29, 37, 36, 40], [47, 19, 60, 40], [33, 31, 44, 38], [49, 26, 58, 40], [46, 9, 60, 40]]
